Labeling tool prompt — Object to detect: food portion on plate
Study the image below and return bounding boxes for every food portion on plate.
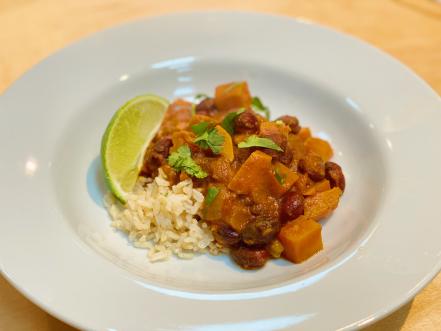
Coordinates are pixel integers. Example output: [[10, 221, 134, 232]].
[[102, 82, 345, 269]]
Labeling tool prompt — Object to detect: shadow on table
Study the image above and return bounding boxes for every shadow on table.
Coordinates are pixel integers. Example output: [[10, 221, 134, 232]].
[[362, 301, 412, 331], [47, 318, 78, 331]]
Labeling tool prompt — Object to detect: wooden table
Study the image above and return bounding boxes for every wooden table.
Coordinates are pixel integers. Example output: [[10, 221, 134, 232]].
[[1, 1, 440, 330]]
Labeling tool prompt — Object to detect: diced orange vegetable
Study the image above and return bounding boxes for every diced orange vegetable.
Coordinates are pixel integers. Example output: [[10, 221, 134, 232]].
[[203, 185, 252, 231], [226, 202, 253, 232], [214, 81, 252, 111], [304, 179, 331, 196], [305, 137, 333, 162], [260, 121, 290, 140], [228, 151, 273, 202], [203, 185, 229, 221], [287, 134, 306, 161], [272, 162, 299, 195], [189, 114, 216, 127], [233, 133, 250, 145], [228, 151, 295, 201], [215, 125, 234, 161], [304, 187, 342, 220], [157, 99, 193, 136], [170, 131, 196, 152], [295, 173, 314, 195], [278, 216, 323, 263], [210, 157, 235, 184], [298, 127, 311, 140]]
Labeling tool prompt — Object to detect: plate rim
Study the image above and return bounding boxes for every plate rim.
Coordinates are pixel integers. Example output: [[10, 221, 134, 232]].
[[0, 10, 440, 331]]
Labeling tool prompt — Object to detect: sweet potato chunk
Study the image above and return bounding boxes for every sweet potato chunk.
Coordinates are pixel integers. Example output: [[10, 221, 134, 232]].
[[228, 151, 295, 201], [260, 121, 290, 140], [214, 81, 252, 111], [226, 202, 253, 232], [158, 99, 193, 136], [233, 133, 250, 145], [278, 216, 323, 263], [305, 137, 333, 162], [210, 157, 235, 184], [203, 185, 229, 221], [228, 150, 273, 202], [170, 131, 196, 152], [304, 179, 331, 196], [304, 187, 342, 220], [272, 162, 299, 196], [298, 127, 311, 140], [295, 173, 314, 195], [215, 125, 234, 161]]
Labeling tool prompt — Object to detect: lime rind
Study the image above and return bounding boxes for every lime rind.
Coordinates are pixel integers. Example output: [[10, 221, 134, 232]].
[[101, 94, 169, 203]]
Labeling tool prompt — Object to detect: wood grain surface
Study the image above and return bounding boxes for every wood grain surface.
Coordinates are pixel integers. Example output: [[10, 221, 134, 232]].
[[0, 1, 440, 330]]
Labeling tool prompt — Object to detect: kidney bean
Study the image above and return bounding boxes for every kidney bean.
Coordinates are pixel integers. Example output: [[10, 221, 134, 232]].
[[280, 190, 304, 222], [277, 115, 301, 134], [325, 161, 345, 191], [153, 137, 172, 156], [260, 132, 292, 165], [234, 110, 259, 133], [242, 217, 281, 246], [195, 98, 217, 116], [231, 246, 270, 269], [213, 224, 241, 246], [298, 154, 325, 181]]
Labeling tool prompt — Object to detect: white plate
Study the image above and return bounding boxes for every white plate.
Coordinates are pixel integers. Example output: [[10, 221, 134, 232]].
[[1, 11, 440, 331]]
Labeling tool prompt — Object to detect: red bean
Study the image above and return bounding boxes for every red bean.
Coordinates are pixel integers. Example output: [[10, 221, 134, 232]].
[[259, 132, 292, 165], [234, 110, 259, 133], [153, 137, 172, 156], [213, 224, 241, 246], [195, 98, 217, 116], [242, 217, 280, 246], [231, 246, 269, 269], [280, 190, 304, 222], [325, 161, 346, 191], [298, 154, 325, 181], [277, 115, 301, 134]]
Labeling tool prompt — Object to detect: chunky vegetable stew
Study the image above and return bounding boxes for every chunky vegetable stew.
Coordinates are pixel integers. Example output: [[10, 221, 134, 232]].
[[141, 81, 345, 269]]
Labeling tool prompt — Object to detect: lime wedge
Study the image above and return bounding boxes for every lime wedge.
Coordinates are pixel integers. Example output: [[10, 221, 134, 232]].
[[101, 94, 169, 203]]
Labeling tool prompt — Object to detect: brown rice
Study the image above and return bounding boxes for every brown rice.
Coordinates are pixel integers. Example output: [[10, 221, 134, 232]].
[[104, 169, 223, 261]]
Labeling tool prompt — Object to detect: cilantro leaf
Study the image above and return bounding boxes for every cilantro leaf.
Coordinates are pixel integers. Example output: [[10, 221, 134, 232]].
[[274, 168, 285, 185], [205, 187, 219, 205], [238, 135, 283, 151], [167, 145, 208, 178], [191, 121, 211, 135], [251, 96, 270, 119], [221, 108, 245, 135], [194, 127, 225, 154], [195, 93, 209, 100]]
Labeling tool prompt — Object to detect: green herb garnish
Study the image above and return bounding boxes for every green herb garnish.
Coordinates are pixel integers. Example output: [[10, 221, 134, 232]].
[[195, 93, 209, 100], [167, 145, 208, 178], [194, 127, 225, 154], [205, 187, 220, 205], [238, 135, 283, 151], [191, 121, 211, 135], [251, 96, 270, 119], [221, 108, 245, 135], [274, 168, 285, 185]]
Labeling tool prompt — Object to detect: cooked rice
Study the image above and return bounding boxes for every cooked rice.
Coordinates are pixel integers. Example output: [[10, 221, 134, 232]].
[[104, 169, 224, 261]]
